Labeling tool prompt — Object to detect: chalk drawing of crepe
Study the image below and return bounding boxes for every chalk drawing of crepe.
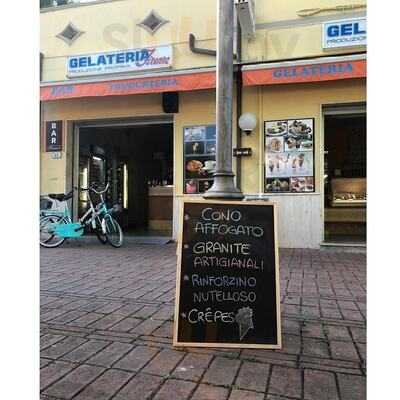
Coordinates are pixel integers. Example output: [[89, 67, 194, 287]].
[[235, 307, 254, 341]]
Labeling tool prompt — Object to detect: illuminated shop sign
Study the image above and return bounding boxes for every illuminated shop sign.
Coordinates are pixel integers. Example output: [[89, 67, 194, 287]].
[[323, 18, 366, 49], [67, 45, 173, 78]]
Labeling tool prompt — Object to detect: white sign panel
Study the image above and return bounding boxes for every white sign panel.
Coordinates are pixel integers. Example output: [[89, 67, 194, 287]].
[[323, 18, 366, 49], [67, 45, 173, 78]]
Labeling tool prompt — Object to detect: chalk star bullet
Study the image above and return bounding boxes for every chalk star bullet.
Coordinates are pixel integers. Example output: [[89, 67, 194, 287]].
[[184, 244, 189, 249], [183, 275, 189, 281], [184, 214, 190, 221], [181, 313, 187, 319]]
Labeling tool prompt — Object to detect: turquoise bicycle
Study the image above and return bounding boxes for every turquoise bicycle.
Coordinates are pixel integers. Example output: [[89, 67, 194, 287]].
[[40, 183, 123, 248]]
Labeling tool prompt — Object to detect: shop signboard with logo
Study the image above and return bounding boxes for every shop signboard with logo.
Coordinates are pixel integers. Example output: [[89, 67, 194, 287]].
[[66, 45, 173, 78], [46, 121, 63, 152], [323, 17, 366, 49]]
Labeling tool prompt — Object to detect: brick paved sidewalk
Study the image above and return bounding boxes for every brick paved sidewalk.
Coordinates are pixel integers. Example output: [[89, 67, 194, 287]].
[[40, 242, 366, 400]]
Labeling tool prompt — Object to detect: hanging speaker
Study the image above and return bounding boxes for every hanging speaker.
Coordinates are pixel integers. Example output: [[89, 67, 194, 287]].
[[162, 92, 179, 113]]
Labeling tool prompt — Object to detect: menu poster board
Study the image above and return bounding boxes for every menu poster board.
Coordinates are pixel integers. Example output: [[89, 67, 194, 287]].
[[264, 119, 315, 193], [184, 125, 216, 194], [173, 200, 281, 349]]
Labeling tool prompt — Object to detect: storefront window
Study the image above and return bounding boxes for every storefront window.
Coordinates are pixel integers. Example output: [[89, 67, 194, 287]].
[[264, 119, 315, 193], [183, 125, 216, 194]]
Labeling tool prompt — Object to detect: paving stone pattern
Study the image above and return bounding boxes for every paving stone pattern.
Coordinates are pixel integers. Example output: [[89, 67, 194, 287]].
[[41, 242, 366, 399]]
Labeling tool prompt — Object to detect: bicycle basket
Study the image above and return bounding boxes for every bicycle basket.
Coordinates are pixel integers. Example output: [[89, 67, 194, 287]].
[[40, 197, 53, 210], [40, 196, 69, 219]]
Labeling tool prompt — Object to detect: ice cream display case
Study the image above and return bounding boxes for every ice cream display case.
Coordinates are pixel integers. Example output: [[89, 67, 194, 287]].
[[330, 178, 366, 207]]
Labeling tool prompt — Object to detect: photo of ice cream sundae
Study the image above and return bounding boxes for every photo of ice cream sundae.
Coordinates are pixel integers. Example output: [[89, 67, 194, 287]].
[[265, 120, 288, 136]]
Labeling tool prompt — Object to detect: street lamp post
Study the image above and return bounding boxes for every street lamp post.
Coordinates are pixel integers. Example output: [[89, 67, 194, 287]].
[[203, 0, 244, 200]]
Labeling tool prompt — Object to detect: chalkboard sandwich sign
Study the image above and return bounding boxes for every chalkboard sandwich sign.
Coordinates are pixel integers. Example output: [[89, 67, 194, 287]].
[[173, 200, 281, 349]]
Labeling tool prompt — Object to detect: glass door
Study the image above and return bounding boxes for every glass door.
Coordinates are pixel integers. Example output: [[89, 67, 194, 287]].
[[323, 105, 366, 244]]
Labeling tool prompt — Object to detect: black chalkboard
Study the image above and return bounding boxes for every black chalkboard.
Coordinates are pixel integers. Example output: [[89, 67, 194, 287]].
[[173, 200, 281, 349]]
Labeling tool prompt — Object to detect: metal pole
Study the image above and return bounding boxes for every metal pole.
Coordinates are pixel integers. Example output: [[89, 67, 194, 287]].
[[203, 0, 244, 199]]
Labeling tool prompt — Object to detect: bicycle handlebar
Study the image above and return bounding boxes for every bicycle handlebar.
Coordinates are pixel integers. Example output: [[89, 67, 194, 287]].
[[90, 182, 110, 194], [79, 182, 109, 194]]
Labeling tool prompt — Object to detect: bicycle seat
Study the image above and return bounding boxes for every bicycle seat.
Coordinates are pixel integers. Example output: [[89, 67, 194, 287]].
[[48, 190, 73, 202]]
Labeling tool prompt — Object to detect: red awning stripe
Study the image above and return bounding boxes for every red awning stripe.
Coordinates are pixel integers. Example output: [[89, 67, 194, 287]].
[[41, 59, 366, 101], [243, 59, 366, 86], [40, 71, 216, 101]]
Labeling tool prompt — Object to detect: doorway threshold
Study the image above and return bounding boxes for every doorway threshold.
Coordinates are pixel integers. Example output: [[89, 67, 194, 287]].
[[124, 236, 173, 245], [320, 242, 366, 253], [321, 241, 366, 250]]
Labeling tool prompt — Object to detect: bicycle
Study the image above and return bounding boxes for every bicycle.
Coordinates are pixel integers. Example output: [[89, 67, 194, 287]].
[[40, 183, 123, 248]]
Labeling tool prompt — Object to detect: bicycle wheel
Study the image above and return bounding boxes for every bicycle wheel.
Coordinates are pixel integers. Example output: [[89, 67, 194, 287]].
[[103, 215, 123, 248], [40, 215, 67, 248], [94, 216, 108, 245]]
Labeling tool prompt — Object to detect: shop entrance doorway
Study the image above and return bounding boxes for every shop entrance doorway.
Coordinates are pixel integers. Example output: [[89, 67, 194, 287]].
[[323, 105, 366, 245], [75, 118, 174, 237]]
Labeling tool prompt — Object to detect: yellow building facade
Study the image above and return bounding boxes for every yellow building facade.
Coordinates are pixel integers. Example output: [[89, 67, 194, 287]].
[[40, 0, 367, 248]]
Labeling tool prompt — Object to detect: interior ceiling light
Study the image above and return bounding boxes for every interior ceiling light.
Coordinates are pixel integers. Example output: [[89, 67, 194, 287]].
[[56, 22, 85, 45], [137, 10, 169, 35]]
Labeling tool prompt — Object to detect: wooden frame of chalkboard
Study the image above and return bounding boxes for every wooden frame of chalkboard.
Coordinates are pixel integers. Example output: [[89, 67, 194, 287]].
[[173, 199, 281, 349]]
